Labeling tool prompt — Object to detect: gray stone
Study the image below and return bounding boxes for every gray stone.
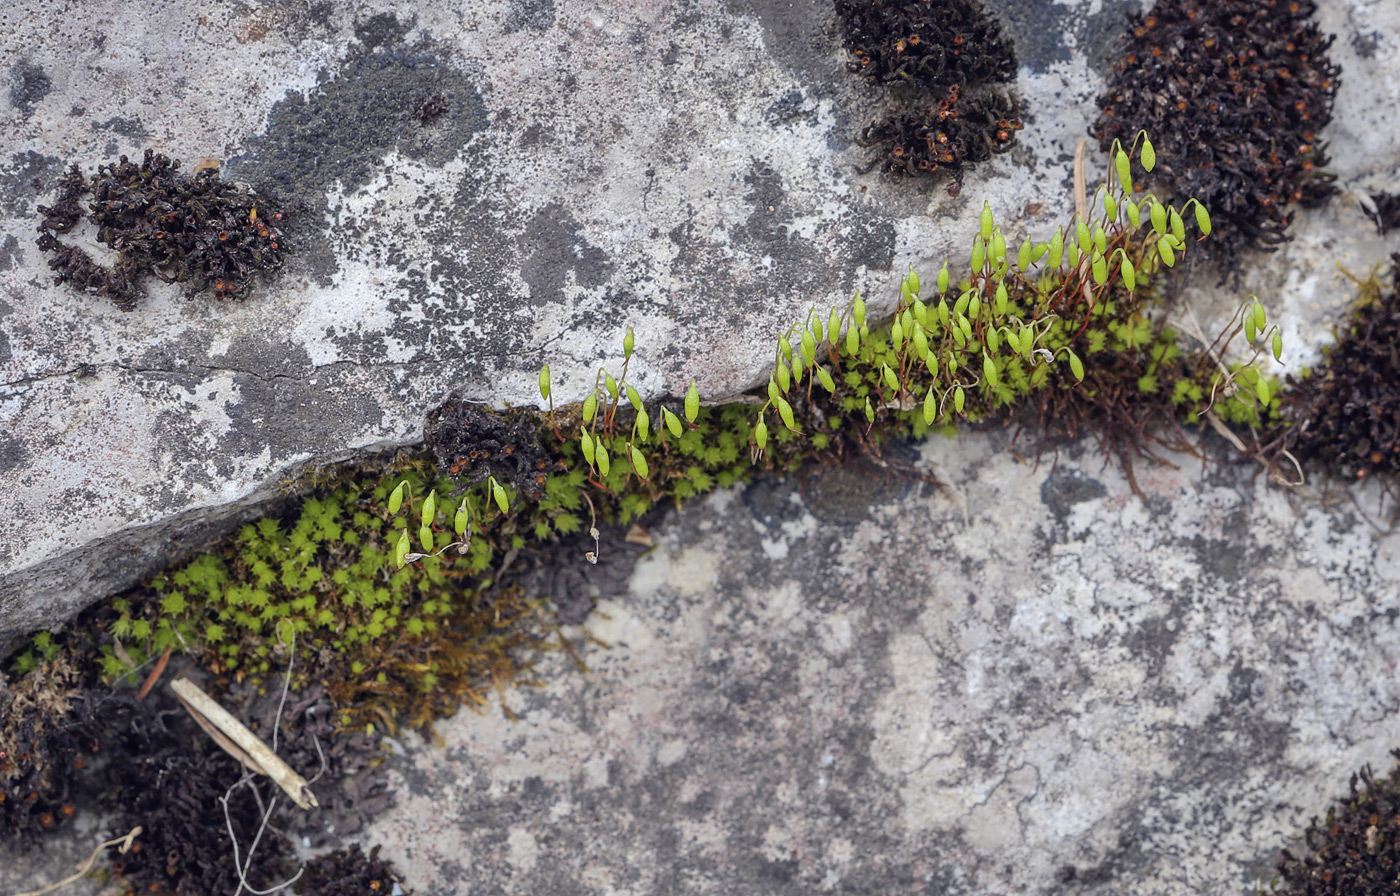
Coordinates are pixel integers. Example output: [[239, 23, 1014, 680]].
[[4, 430, 1400, 895], [2, 0, 1400, 889], [0, 0, 1112, 651], [357, 433, 1400, 894], [1, 0, 1395, 651]]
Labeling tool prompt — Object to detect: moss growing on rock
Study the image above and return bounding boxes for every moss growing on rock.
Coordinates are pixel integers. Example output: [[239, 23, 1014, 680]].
[[8, 139, 1285, 739], [1264, 253, 1400, 483], [1094, 0, 1340, 255], [1272, 752, 1400, 896], [835, 0, 1022, 187]]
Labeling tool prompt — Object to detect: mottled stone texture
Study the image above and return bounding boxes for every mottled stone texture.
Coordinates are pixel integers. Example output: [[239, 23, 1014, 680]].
[[0, 0, 1396, 653], [0, 0, 1123, 651], [0, 0, 1399, 888], [363, 431, 1400, 895]]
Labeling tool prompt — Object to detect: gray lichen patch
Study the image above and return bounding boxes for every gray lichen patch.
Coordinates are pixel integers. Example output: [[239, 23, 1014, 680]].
[[7, 58, 52, 119]]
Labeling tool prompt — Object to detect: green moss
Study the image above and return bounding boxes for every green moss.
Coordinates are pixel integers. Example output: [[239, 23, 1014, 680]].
[[8, 137, 1291, 735]]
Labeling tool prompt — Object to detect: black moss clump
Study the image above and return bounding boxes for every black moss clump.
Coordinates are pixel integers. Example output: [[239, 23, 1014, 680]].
[[296, 843, 408, 896], [35, 149, 287, 310], [110, 748, 291, 896], [857, 85, 1021, 183], [1274, 752, 1400, 896], [835, 0, 1016, 88], [245, 683, 394, 846], [1094, 0, 1340, 254], [424, 396, 561, 499], [834, 0, 1022, 189], [1271, 253, 1400, 482]]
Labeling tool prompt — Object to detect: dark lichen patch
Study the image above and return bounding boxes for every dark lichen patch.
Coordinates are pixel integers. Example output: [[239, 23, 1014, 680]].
[[233, 51, 485, 208], [7, 59, 52, 118], [354, 11, 416, 52], [834, 0, 1022, 188], [1040, 471, 1106, 524], [1266, 253, 1400, 484], [505, 0, 557, 33], [91, 116, 149, 140], [0, 150, 64, 220], [519, 203, 616, 309], [0, 234, 21, 272], [231, 48, 486, 289], [994, 0, 1139, 76], [0, 440, 30, 476], [803, 463, 916, 525], [1093, 0, 1341, 256], [1272, 752, 1400, 896], [34, 149, 288, 309]]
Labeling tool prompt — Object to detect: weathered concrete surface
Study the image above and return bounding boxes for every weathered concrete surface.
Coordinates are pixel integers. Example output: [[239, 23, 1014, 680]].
[[357, 430, 1400, 895]]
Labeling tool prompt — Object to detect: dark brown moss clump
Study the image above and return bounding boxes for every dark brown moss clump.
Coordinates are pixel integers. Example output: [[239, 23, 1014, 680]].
[[296, 843, 407, 896], [425, 398, 562, 500], [834, 0, 1022, 188], [0, 658, 100, 844], [1269, 253, 1400, 482], [110, 748, 292, 896], [1094, 0, 1340, 254], [1274, 752, 1400, 896], [835, 0, 1016, 88], [36, 149, 287, 309]]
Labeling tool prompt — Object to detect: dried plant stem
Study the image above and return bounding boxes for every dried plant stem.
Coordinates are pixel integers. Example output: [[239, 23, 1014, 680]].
[[170, 678, 318, 810], [1074, 138, 1089, 222], [136, 644, 173, 700]]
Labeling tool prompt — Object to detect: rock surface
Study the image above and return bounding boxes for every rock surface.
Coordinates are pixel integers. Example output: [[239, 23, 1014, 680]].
[[361, 434, 1400, 894], [0, 0, 1104, 649], [1, 0, 1397, 648], [4, 430, 1400, 896], [2, 1, 1400, 891], [355, 432, 1400, 896]]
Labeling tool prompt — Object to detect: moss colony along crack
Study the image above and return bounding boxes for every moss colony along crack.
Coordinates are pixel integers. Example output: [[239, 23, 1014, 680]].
[[834, 0, 1022, 188], [35, 149, 287, 309], [5, 156, 1394, 895], [1093, 0, 1340, 258]]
